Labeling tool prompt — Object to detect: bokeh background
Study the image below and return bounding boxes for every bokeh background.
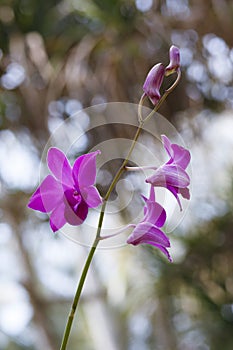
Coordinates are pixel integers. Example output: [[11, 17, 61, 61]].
[[1, 0, 233, 349]]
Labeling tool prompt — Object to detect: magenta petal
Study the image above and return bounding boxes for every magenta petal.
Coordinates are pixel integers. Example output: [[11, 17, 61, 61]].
[[28, 175, 63, 213], [146, 164, 190, 188], [165, 45, 180, 74], [142, 186, 155, 216], [179, 187, 190, 200], [47, 147, 73, 187], [81, 186, 102, 208], [50, 202, 67, 232], [166, 186, 190, 211], [75, 200, 89, 222], [127, 222, 170, 247], [72, 151, 100, 189], [153, 244, 172, 262], [161, 135, 173, 159], [171, 144, 191, 169], [161, 135, 191, 169], [143, 201, 166, 227], [143, 63, 165, 105], [166, 185, 182, 211], [148, 185, 155, 202], [127, 227, 172, 261]]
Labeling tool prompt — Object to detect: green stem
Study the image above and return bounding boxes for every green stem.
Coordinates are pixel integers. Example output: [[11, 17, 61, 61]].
[[59, 240, 98, 350], [59, 202, 107, 350], [138, 93, 146, 123], [59, 71, 180, 349], [104, 123, 143, 202]]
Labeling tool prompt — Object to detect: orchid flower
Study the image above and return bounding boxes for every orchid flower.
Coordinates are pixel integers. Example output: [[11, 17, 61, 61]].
[[143, 63, 165, 105], [127, 186, 171, 261], [146, 135, 191, 210], [28, 148, 102, 232]]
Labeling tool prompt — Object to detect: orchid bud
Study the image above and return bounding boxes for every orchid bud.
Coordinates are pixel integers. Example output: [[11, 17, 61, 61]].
[[165, 45, 180, 76], [143, 63, 165, 105]]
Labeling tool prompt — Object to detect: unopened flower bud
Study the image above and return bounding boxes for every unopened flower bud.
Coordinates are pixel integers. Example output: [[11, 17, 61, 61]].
[[165, 45, 180, 75], [143, 63, 165, 105]]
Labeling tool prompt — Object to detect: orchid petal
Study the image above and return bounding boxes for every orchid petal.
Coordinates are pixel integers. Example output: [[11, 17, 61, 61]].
[[50, 202, 67, 232], [171, 144, 191, 169], [143, 63, 165, 105], [127, 222, 170, 247], [81, 186, 102, 208], [47, 147, 73, 187], [143, 201, 166, 227], [180, 187, 190, 199], [161, 135, 191, 169], [28, 175, 63, 213], [165, 45, 180, 74], [166, 185, 190, 211], [148, 185, 155, 202], [141, 186, 155, 216], [161, 135, 173, 159], [146, 164, 190, 188], [166, 185, 182, 211], [72, 150, 100, 189], [153, 244, 172, 262]]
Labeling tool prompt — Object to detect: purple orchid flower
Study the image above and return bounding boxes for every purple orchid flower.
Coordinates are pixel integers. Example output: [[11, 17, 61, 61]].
[[165, 45, 180, 75], [127, 186, 171, 261], [143, 63, 165, 105], [146, 135, 191, 210], [28, 148, 102, 232]]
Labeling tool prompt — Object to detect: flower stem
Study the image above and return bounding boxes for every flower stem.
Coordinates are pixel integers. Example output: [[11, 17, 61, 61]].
[[59, 239, 99, 350], [138, 93, 146, 123], [104, 123, 143, 202], [59, 74, 180, 349], [125, 165, 157, 171]]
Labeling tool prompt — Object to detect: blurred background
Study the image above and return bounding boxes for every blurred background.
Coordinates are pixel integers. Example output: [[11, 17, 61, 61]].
[[1, 0, 233, 349]]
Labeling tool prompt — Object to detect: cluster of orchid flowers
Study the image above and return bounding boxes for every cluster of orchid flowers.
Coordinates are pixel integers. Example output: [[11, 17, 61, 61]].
[[127, 134, 190, 261], [28, 135, 190, 261], [28, 45, 191, 262]]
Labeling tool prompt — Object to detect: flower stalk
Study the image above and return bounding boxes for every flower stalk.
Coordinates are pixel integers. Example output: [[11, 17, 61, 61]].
[[59, 240, 98, 350]]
